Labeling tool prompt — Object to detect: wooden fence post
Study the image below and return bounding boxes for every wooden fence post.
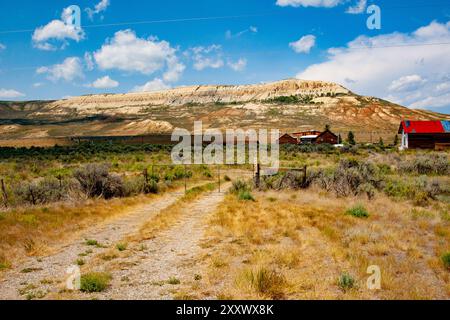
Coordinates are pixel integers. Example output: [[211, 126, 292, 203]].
[[1, 179, 8, 208], [302, 165, 307, 187], [143, 168, 148, 184], [218, 165, 221, 193], [29, 185, 36, 205], [254, 163, 261, 189], [184, 164, 187, 194]]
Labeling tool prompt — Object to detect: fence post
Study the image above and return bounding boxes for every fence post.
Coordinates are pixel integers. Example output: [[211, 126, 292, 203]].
[[143, 168, 148, 184], [1, 179, 8, 208], [29, 185, 36, 205], [184, 164, 187, 194], [302, 165, 307, 187], [218, 165, 221, 193], [254, 163, 261, 189]]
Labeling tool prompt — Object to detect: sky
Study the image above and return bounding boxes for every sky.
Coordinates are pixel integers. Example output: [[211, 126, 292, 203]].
[[0, 0, 449, 114]]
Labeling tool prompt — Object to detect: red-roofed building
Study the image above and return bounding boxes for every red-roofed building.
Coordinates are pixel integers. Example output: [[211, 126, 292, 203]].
[[398, 120, 450, 150]]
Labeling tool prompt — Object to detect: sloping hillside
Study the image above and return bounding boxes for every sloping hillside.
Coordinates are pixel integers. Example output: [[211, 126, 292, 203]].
[[0, 79, 448, 142]]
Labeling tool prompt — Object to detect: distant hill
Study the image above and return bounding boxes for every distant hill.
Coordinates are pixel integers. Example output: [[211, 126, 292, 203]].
[[0, 79, 449, 144]]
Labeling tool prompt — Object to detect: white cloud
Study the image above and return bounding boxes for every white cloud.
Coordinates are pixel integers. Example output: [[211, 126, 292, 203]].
[[0, 43, 5, 50], [0, 89, 25, 99], [190, 45, 224, 70], [87, 76, 119, 89], [296, 20, 450, 110], [94, 29, 184, 82], [32, 7, 85, 50], [33, 83, 44, 88], [37, 57, 84, 82], [131, 78, 171, 93], [225, 26, 258, 39], [194, 58, 224, 70], [86, 0, 110, 20], [84, 52, 95, 71], [276, 0, 343, 8], [346, 0, 367, 14], [388, 75, 426, 92], [289, 35, 316, 53], [228, 58, 247, 71], [163, 56, 185, 82], [436, 81, 450, 93]]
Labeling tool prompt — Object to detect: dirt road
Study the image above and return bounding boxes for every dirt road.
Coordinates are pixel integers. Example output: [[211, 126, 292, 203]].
[[0, 185, 228, 300]]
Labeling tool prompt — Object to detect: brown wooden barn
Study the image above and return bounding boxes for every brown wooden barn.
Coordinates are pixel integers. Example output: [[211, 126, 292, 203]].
[[398, 120, 450, 150], [278, 133, 299, 145], [315, 130, 339, 145], [279, 129, 338, 145], [291, 130, 322, 139]]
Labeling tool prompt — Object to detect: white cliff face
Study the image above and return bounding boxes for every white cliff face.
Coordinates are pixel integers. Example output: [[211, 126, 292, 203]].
[[1, 78, 448, 140], [42, 79, 350, 115]]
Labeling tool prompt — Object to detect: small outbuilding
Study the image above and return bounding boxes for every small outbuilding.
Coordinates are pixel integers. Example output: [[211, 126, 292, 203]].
[[398, 120, 450, 150], [279, 129, 339, 145], [315, 130, 339, 145], [278, 133, 299, 145]]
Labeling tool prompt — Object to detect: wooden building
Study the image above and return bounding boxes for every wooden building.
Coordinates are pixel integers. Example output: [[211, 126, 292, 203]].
[[315, 130, 339, 145], [398, 120, 450, 150], [279, 129, 338, 145], [278, 133, 299, 145], [291, 130, 322, 139]]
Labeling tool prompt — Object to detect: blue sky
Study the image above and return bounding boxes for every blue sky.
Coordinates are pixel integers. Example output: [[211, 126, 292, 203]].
[[0, 0, 449, 114]]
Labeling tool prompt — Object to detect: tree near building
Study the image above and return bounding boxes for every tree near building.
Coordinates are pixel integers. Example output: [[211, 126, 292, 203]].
[[347, 131, 356, 145], [393, 134, 399, 146]]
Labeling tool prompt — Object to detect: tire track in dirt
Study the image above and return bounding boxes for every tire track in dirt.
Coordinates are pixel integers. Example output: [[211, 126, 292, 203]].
[[68, 184, 230, 300], [0, 192, 185, 300]]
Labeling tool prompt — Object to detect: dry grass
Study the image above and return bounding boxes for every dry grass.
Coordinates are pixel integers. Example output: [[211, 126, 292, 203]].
[[134, 182, 218, 242], [194, 188, 450, 300], [0, 189, 180, 269]]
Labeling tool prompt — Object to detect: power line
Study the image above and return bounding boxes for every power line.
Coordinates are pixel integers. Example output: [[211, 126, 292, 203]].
[[0, 1, 449, 35], [0, 13, 271, 35]]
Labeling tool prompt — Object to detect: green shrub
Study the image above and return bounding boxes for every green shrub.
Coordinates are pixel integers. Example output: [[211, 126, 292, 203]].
[[314, 159, 381, 197], [230, 180, 250, 194], [85, 239, 99, 246], [116, 243, 127, 251], [148, 173, 160, 183], [442, 252, 450, 270], [0, 260, 10, 270], [167, 277, 181, 285], [338, 272, 355, 291], [164, 172, 175, 182], [242, 267, 285, 299], [80, 272, 111, 293], [384, 179, 411, 198], [15, 177, 68, 205], [399, 154, 449, 175], [76, 258, 85, 266], [123, 176, 144, 196], [345, 205, 369, 218], [239, 190, 255, 201], [74, 163, 124, 199], [144, 179, 159, 194]]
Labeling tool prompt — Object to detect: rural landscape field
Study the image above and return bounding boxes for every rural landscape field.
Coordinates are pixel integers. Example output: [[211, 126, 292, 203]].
[[1, 0, 450, 306], [0, 115, 449, 300]]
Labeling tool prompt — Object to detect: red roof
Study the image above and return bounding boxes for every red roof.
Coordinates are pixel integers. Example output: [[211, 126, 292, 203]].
[[398, 120, 450, 134]]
